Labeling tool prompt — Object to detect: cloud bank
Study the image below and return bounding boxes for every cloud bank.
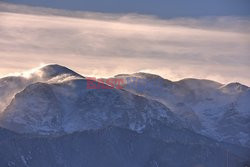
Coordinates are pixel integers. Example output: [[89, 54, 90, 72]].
[[0, 3, 250, 85]]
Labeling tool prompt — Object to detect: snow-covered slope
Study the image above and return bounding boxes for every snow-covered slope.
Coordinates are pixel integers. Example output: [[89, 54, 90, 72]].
[[0, 76, 30, 113], [0, 66, 180, 134], [114, 73, 250, 147], [0, 64, 83, 112]]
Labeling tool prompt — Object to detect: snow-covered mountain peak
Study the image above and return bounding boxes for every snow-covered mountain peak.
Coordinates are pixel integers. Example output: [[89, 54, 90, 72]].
[[115, 72, 171, 83], [176, 78, 223, 90], [220, 82, 249, 94], [38, 64, 83, 80], [16, 64, 83, 82], [0, 64, 84, 112], [114, 72, 174, 93]]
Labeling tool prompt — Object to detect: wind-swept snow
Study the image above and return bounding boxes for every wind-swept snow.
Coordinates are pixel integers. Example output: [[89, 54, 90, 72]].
[[115, 72, 250, 147]]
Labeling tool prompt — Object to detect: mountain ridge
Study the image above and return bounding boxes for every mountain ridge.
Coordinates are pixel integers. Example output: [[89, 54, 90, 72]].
[[0, 64, 249, 148], [0, 64, 249, 166]]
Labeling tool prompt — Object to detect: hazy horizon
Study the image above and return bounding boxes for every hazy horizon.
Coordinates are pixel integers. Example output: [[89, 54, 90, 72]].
[[1, 2, 250, 86]]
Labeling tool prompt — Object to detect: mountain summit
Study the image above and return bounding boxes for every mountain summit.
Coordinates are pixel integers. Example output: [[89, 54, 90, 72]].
[[38, 64, 84, 80]]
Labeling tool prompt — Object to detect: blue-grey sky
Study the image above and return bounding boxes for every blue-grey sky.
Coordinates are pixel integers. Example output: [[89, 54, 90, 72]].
[[2, 0, 250, 18]]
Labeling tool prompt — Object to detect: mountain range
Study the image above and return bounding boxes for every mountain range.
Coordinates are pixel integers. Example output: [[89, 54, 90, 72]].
[[0, 64, 249, 167]]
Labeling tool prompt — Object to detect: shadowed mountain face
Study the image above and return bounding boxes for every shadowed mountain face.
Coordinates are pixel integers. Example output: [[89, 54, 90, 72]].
[[0, 65, 249, 166], [0, 126, 249, 167]]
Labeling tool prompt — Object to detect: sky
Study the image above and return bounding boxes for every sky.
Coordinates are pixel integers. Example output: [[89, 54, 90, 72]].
[[0, 2, 250, 85], [2, 0, 250, 18]]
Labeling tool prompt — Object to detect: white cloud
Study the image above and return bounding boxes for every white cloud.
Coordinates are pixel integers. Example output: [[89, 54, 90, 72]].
[[0, 3, 249, 85]]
